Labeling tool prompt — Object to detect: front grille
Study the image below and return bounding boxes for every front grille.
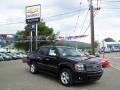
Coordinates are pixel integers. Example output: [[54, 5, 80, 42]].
[[85, 64, 101, 71]]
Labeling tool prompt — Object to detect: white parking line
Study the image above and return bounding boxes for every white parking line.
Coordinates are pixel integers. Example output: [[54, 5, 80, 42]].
[[7, 88, 10, 90], [110, 63, 120, 71], [7, 83, 11, 90], [80, 89, 88, 90], [112, 57, 120, 59]]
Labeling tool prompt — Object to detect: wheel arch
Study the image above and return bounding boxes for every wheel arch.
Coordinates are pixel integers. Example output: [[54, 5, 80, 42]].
[[58, 63, 74, 73]]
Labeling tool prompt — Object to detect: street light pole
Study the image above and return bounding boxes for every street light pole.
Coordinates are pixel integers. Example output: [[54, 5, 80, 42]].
[[89, 0, 95, 55]]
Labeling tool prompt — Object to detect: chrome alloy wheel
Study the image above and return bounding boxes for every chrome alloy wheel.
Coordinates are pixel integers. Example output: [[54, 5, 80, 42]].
[[60, 71, 70, 85], [30, 64, 35, 73]]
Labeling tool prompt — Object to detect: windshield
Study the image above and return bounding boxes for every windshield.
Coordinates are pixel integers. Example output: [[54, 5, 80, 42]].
[[58, 47, 83, 57]]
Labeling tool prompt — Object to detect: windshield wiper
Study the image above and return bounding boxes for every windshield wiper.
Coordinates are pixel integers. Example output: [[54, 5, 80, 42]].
[[72, 55, 81, 57], [65, 55, 81, 57], [65, 55, 73, 56]]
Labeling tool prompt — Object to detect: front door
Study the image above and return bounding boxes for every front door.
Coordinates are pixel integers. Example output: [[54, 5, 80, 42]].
[[43, 47, 59, 73]]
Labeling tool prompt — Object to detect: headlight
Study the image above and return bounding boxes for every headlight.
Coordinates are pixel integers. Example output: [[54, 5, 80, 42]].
[[75, 64, 85, 72]]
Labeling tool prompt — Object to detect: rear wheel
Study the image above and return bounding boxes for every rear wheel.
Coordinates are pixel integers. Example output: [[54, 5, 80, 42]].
[[60, 68, 73, 86], [30, 62, 38, 74]]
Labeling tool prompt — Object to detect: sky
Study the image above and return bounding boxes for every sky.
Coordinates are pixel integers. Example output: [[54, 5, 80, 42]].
[[0, 0, 120, 43]]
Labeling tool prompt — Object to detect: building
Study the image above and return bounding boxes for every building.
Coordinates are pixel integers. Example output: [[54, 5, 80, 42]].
[[99, 41, 120, 52]]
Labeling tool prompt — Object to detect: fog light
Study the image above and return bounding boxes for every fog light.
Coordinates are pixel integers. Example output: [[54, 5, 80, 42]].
[[79, 77, 81, 80]]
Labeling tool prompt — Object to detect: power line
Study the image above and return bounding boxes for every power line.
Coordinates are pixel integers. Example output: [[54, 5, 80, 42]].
[[44, 9, 83, 19], [98, 0, 102, 10], [73, 0, 83, 33], [97, 0, 99, 9], [0, 22, 25, 25], [98, 0, 120, 9], [102, 7, 120, 9], [80, 0, 102, 37], [74, 16, 80, 33], [80, 10, 98, 35], [101, 0, 120, 2], [81, 8, 100, 36], [44, 11, 81, 22], [79, 10, 89, 35], [0, 8, 84, 23], [79, 0, 101, 36], [0, 8, 87, 26], [82, 24, 90, 35], [99, 0, 101, 8]]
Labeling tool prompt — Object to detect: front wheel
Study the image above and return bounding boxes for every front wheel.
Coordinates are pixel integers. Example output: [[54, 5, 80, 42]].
[[30, 62, 38, 74], [60, 68, 73, 86]]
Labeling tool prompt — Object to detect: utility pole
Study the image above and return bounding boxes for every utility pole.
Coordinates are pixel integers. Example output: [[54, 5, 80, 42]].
[[30, 31, 33, 52], [89, 0, 95, 55], [36, 23, 38, 50]]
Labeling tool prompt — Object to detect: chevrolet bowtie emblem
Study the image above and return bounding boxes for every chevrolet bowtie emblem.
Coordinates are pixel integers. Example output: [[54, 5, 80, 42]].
[[26, 7, 38, 13]]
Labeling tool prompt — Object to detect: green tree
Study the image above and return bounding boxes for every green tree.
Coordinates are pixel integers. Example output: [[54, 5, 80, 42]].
[[14, 21, 55, 51], [104, 37, 115, 42]]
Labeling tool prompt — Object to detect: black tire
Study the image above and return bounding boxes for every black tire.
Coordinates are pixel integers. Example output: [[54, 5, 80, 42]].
[[30, 62, 38, 74], [60, 68, 73, 86]]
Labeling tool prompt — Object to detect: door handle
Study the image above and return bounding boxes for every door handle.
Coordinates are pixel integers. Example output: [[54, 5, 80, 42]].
[[45, 58, 50, 61]]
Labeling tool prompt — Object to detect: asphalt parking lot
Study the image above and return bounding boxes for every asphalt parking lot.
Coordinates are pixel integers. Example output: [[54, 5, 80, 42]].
[[101, 52, 120, 70], [0, 53, 120, 90]]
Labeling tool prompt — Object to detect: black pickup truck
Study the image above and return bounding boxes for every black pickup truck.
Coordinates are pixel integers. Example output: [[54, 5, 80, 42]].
[[27, 46, 103, 86]]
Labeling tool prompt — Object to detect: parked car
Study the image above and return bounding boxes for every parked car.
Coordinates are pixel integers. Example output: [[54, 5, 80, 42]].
[[14, 53, 22, 59], [87, 55, 110, 68], [102, 47, 111, 53], [95, 51, 100, 57], [0, 53, 12, 61], [5, 53, 17, 60], [0, 54, 4, 61], [97, 57, 110, 67], [19, 52, 27, 58], [27, 46, 103, 86]]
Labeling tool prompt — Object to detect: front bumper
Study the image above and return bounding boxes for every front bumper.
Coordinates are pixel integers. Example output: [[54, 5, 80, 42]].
[[73, 70, 103, 83]]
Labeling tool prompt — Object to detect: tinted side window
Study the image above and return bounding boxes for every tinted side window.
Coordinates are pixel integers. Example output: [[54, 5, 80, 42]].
[[48, 48, 57, 56], [39, 47, 49, 55]]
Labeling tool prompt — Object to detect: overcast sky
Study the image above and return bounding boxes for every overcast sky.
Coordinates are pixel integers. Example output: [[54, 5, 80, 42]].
[[0, 0, 120, 43]]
